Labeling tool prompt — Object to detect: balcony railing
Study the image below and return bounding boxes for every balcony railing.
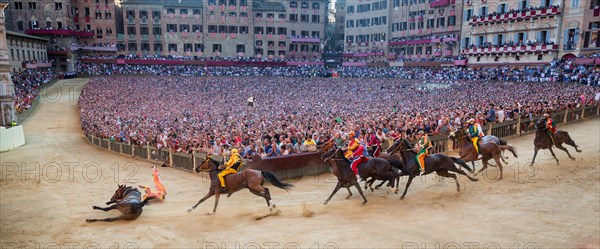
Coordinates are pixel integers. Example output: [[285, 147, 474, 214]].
[[469, 7, 560, 26], [342, 52, 385, 57], [462, 44, 558, 55], [443, 50, 453, 56], [25, 29, 94, 37], [290, 36, 320, 43]]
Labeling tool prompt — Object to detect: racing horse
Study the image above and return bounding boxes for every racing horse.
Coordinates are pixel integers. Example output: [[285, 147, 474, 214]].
[[531, 118, 581, 166], [188, 156, 293, 214], [321, 147, 398, 204], [448, 128, 518, 171], [86, 185, 154, 223], [392, 139, 478, 199], [448, 127, 516, 180]]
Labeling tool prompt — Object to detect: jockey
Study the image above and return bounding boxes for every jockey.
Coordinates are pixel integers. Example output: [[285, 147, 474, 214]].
[[367, 129, 382, 157], [414, 131, 432, 176], [467, 118, 484, 155], [139, 166, 167, 201], [218, 148, 242, 192], [350, 138, 370, 180], [543, 113, 557, 145], [344, 131, 359, 158]]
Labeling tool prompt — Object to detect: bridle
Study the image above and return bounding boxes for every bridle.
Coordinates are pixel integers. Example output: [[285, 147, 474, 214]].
[[323, 147, 341, 161]]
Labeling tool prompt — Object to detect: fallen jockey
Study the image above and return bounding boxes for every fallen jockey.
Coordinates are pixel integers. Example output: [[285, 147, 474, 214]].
[[139, 166, 167, 201]]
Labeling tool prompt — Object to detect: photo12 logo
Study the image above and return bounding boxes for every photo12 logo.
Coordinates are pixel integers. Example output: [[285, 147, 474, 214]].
[[200, 242, 339, 249], [1, 161, 139, 184], [0, 241, 139, 249]]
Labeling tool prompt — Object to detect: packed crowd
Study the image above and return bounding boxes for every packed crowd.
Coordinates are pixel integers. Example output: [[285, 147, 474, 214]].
[[12, 69, 56, 114], [468, 3, 560, 20], [79, 74, 599, 157]]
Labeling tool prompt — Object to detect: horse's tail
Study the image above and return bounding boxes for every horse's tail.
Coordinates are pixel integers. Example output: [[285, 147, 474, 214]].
[[450, 157, 473, 173], [498, 138, 508, 146], [499, 145, 518, 158], [556, 131, 581, 151], [261, 171, 294, 191]]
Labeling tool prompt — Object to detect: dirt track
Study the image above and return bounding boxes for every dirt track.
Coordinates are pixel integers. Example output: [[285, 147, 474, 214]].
[[1, 78, 599, 249]]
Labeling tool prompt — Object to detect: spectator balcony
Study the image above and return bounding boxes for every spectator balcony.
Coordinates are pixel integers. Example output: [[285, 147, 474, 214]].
[[574, 58, 600, 65], [26, 29, 94, 37], [454, 59, 468, 66], [48, 50, 68, 55], [461, 44, 558, 55], [430, 0, 456, 8], [342, 51, 385, 58], [469, 6, 560, 26], [290, 36, 320, 43]]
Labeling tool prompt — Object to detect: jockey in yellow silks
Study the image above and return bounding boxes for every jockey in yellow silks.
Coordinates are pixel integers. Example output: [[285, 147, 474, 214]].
[[467, 118, 484, 154], [218, 149, 242, 191], [344, 131, 359, 158]]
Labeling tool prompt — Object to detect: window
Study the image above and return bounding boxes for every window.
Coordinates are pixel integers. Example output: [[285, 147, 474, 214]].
[[240, 26, 248, 33], [17, 21, 23, 31], [437, 17, 445, 28], [301, 2, 308, 8], [195, 44, 204, 52], [46, 21, 52, 29], [167, 24, 177, 32], [312, 15, 320, 23], [240, 0, 247, 6], [28, 2, 36, 10], [289, 14, 298, 22], [180, 9, 188, 15], [184, 43, 193, 52], [55, 2, 62, 10], [168, 44, 177, 52], [312, 2, 319, 9], [14, 2, 23, 10], [465, 9, 473, 21], [229, 0, 236, 5], [279, 14, 286, 19], [448, 16, 456, 26], [301, 14, 309, 22], [193, 25, 202, 33], [213, 44, 222, 53], [127, 27, 136, 35], [571, 0, 579, 8], [153, 27, 162, 35], [10, 49, 13, 60], [141, 43, 150, 51], [193, 9, 201, 15], [154, 43, 162, 51], [128, 43, 137, 51], [152, 11, 161, 19], [139, 11, 148, 20], [218, 25, 227, 33], [254, 26, 264, 34], [140, 27, 148, 35], [167, 8, 175, 14], [229, 26, 238, 33], [277, 27, 287, 35], [347, 6, 354, 13], [427, 19, 434, 28], [180, 24, 190, 32], [311, 31, 320, 37]]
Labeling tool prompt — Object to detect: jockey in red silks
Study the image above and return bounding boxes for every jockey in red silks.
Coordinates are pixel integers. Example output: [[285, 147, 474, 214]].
[[139, 166, 167, 201], [350, 139, 371, 181], [367, 130, 381, 157]]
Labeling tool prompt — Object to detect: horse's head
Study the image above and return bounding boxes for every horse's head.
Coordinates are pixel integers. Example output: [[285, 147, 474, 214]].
[[397, 138, 414, 152], [448, 126, 467, 141], [535, 118, 547, 130], [195, 156, 221, 173], [321, 146, 343, 161], [387, 139, 402, 154], [111, 184, 128, 201]]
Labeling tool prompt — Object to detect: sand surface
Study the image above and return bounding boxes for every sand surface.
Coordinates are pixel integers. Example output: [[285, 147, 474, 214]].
[[1, 78, 599, 249]]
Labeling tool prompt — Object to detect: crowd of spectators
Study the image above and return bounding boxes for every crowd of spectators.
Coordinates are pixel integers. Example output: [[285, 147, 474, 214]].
[[468, 3, 560, 21], [78, 69, 599, 157], [12, 69, 56, 114]]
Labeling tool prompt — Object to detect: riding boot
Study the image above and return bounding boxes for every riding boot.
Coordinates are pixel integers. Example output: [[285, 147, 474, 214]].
[[355, 174, 362, 181], [220, 187, 227, 193]]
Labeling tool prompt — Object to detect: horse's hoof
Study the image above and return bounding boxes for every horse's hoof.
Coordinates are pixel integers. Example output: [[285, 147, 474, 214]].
[[187, 209, 193, 213], [206, 212, 214, 216], [323, 202, 328, 205], [400, 196, 405, 200], [362, 201, 368, 205], [374, 186, 380, 190], [370, 188, 374, 192], [345, 195, 351, 199], [85, 219, 93, 223], [92, 206, 99, 210], [570, 157, 575, 161]]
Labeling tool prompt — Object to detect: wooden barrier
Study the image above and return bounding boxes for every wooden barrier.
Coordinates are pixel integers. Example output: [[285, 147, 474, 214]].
[[172, 152, 194, 172], [110, 141, 121, 153]]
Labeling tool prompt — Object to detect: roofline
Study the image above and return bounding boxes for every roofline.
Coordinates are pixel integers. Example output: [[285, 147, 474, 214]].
[[6, 30, 50, 42]]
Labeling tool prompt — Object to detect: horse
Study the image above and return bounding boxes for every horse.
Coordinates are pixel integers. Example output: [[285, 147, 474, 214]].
[[531, 118, 581, 166], [321, 147, 399, 204], [321, 147, 368, 205], [448, 127, 517, 180], [86, 185, 154, 223], [317, 140, 335, 154], [188, 156, 293, 214], [392, 139, 479, 199]]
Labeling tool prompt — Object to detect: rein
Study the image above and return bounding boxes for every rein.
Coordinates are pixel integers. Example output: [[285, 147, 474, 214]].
[[323, 148, 341, 161]]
